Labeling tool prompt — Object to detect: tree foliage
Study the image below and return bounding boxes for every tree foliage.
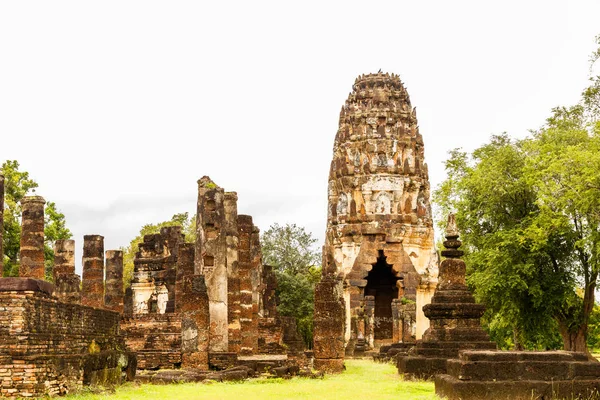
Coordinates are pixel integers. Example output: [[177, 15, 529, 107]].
[[1, 161, 71, 279], [261, 223, 321, 347], [434, 72, 600, 352], [121, 212, 195, 287]]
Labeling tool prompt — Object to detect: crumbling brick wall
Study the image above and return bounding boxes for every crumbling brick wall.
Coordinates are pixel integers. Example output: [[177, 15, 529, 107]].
[[0, 278, 134, 398]]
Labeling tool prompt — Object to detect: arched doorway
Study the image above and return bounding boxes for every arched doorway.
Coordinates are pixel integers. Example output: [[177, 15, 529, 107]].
[[364, 250, 399, 339]]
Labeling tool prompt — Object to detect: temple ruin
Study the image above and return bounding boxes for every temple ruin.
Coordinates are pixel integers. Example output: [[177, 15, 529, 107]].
[[0, 191, 135, 399], [0, 175, 306, 398], [121, 176, 301, 371], [316, 72, 439, 367]]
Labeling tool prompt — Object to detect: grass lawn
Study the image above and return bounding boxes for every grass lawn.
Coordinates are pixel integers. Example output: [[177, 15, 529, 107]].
[[67, 360, 437, 400]]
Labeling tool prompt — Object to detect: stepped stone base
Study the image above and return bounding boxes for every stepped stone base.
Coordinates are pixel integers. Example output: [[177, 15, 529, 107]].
[[121, 314, 182, 370], [398, 340, 497, 379], [374, 342, 415, 362], [435, 350, 600, 400]]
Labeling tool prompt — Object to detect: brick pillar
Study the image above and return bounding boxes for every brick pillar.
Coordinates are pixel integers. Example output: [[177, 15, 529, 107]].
[[392, 298, 402, 343], [175, 243, 195, 313], [0, 174, 4, 273], [104, 250, 124, 312], [53, 239, 81, 303], [364, 295, 375, 349], [313, 276, 345, 373], [224, 191, 241, 353], [19, 196, 46, 279], [250, 225, 262, 352], [195, 176, 228, 352], [81, 235, 104, 308], [180, 274, 210, 370], [237, 214, 255, 354], [160, 226, 183, 313]]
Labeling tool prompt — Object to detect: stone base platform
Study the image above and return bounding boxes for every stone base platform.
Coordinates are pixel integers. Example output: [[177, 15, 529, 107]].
[[397, 341, 497, 380], [435, 350, 600, 400], [374, 342, 415, 363], [237, 354, 289, 372], [121, 314, 182, 370]]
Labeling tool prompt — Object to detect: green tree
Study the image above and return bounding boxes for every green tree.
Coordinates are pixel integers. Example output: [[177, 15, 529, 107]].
[[434, 74, 600, 352], [121, 212, 195, 287], [261, 223, 321, 347], [1, 160, 71, 278]]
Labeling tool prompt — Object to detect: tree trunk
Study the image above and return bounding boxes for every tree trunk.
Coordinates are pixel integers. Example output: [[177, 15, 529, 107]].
[[512, 326, 524, 351], [557, 323, 588, 352]]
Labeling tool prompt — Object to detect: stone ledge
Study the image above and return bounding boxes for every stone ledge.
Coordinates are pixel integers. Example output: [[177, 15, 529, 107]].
[[435, 374, 600, 400], [0, 277, 54, 295]]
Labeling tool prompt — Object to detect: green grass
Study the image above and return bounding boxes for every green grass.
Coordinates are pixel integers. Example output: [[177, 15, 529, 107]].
[[67, 360, 437, 400]]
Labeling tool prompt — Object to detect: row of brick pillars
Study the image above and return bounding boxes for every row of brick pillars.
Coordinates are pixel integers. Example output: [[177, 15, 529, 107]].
[[7, 193, 125, 312]]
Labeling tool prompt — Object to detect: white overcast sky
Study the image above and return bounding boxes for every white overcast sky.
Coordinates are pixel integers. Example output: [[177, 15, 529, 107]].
[[1, 1, 599, 273]]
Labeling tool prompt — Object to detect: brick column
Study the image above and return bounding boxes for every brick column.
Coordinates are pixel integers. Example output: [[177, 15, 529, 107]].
[[53, 239, 81, 303], [392, 298, 402, 343], [237, 214, 255, 355], [0, 174, 4, 273], [364, 295, 375, 349], [175, 243, 195, 313], [180, 274, 210, 370], [53, 239, 75, 280], [195, 176, 228, 352], [224, 191, 241, 353], [81, 235, 104, 308], [19, 196, 46, 279], [104, 250, 124, 312], [313, 276, 345, 373], [249, 225, 262, 352]]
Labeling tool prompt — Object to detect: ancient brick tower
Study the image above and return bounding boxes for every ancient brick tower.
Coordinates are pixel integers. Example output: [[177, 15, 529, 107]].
[[323, 72, 438, 351]]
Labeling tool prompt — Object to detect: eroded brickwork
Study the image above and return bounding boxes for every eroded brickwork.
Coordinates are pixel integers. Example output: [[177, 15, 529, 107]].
[[313, 276, 345, 373], [0, 278, 134, 398], [180, 274, 210, 370], [104, 250, 124, 313], [224, 192, 241, 353], [52, 239, 81, 303], [81, 235, 104, 308], [237, 215, 255, 355], [19, 196, 46, 279], [130, 227, 183, 315], [196, 177, 228, 352]]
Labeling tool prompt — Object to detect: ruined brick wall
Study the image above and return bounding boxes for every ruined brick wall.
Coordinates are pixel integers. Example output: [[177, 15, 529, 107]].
[[279, 316, 305, 356], [123, 228, 185, 369], [120, 314, 182, 370], [0, 278, 134, 398], [257, 318, 285, 354], [130, 227, 183, 315]]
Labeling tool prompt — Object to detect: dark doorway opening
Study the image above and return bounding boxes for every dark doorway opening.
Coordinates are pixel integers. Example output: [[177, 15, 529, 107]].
[[364, 250, 399, 339]]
